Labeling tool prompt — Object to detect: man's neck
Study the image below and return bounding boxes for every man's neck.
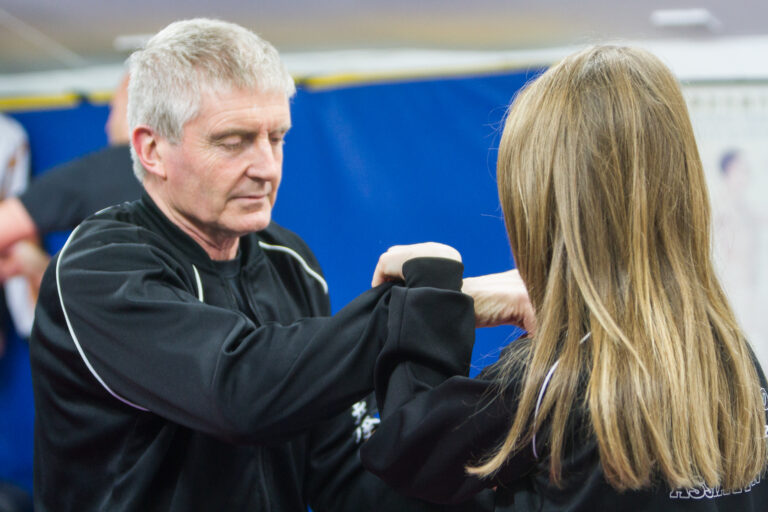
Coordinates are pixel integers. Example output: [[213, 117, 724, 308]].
[[145, 187, 240, 261]]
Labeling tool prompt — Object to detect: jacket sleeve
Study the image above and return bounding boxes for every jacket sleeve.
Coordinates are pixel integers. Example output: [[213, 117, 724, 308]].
[[360, 260, 536, 504], [305, 394, 500, 512], [47, 226, 473, 446], [304, 258, 498, 511]]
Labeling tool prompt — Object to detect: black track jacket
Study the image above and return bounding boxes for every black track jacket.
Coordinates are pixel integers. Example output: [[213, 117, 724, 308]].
[[30, 194, 491, 511], [361, 333, 768, 511]]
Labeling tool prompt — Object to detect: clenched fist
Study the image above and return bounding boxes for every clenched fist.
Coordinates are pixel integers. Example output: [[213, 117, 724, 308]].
[[371, 242, 462, 287], [462, 270, 535, 332]]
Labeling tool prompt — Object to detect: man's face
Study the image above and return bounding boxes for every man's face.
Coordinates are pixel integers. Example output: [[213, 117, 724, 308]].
[[158, 87, 291, 243]]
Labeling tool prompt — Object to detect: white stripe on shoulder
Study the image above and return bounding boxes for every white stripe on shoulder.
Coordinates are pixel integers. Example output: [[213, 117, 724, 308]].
[[93, 204, 117, 216], [531, 332, 590, 458], [55, 225, 150, 412], [258, 241, 329, 294], [192, 264, 204, 302], [532, 360, 559, 459]]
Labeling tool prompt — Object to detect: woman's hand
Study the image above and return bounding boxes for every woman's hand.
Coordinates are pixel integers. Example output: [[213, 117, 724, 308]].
[[462, 270, 536, 332]]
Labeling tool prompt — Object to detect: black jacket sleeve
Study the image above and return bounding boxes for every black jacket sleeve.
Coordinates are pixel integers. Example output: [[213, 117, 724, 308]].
[[360, 265, 536, 505], [46, 223, 477, 448], [304, 258, 499, 511], [46, 223, 387, 442], [306, 394, 500, 512]]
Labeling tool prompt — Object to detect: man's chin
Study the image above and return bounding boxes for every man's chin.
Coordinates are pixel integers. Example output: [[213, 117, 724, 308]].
[[242, 213, 272, 233], [223, 207, 272, 235]]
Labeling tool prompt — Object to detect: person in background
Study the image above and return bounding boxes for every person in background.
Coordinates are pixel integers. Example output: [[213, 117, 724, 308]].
[[361, 45, 768, 511], [0, 113, 34, 512], [16, 72, 140, 235], [29, 18, 530, 511], [0, 73, 141, 288], [0, 113, 33, 348]]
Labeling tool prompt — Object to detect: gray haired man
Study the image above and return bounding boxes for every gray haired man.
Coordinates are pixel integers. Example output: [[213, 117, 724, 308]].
[[30, 18, 530, 512]]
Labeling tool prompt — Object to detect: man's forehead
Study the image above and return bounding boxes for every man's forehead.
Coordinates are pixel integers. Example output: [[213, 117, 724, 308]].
[[190, 86, 291, 129], [202, 85, 288, 106]]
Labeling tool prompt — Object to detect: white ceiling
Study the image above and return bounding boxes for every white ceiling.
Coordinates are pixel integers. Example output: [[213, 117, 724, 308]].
[[1, 0, 767, 75]]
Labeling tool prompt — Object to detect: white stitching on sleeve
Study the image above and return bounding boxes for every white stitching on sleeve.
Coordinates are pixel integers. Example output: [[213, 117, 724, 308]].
[[56, 225, 150, 412]]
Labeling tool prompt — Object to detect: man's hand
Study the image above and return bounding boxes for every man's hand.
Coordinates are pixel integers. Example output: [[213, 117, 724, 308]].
[[371, 243, 461, 287], [462, 270, 536, 332]]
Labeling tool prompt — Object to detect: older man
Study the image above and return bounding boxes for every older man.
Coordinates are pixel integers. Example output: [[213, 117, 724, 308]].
[[30, 18, 530, 512]]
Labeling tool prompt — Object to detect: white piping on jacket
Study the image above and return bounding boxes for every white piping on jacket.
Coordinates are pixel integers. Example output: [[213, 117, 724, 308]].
[[192, 264, 204, 302], [56, 225, 149, 412], [532, 332, 591, 459], [258, 241, 329, 294], [532, 361, 559, 459]]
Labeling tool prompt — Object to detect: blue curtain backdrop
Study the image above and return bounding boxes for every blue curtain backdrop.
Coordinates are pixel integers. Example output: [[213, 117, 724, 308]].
[[2, 66, 540, 491]]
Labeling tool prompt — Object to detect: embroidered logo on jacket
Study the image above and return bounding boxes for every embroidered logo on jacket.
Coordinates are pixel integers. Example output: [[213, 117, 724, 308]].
[[350, 400, 380, 444], [669, 474, 761, 500], [670, 387, 767, 499]]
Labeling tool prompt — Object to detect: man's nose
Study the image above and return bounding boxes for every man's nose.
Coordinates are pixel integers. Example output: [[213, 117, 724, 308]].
[[245, 136, 280, 179]]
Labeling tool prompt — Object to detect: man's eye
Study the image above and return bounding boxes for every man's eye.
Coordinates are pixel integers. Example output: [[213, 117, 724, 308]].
[[216, 136, 248, 150], [270, 136, 285, 146]]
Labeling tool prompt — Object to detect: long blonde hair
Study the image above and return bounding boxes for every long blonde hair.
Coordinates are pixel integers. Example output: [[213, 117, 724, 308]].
[[469, 45, 767, 491]]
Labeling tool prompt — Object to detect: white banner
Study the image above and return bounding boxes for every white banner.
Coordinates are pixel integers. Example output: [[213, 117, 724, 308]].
[[685, 84, 768, 372]]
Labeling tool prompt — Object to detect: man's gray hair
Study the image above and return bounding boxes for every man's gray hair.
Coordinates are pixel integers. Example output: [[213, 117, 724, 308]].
[[127, 18, 296, 181]]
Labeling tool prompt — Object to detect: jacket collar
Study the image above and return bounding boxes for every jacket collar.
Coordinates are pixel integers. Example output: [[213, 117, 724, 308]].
[[136, 192, 262, 270]]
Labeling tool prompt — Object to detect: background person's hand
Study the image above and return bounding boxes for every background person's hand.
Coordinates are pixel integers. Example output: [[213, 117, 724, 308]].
[[371, 242, 462, 287], [462, 269, 536, 332], [0, 240, 49, 296], [0, 248, 22, 283]]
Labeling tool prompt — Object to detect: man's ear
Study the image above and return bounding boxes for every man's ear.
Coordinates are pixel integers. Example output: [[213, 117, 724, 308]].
[[132, 125, 166, 179]]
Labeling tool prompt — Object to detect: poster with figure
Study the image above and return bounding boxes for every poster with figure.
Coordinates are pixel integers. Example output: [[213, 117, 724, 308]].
[[684, 84, 768, 372]]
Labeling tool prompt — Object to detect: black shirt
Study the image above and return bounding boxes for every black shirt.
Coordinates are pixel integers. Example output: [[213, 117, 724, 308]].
[[20, 145, 141, 234]]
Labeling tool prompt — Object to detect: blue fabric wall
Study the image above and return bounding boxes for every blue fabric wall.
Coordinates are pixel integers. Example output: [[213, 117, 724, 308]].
[[282, 69, 540, 370], [2, 67, 540, 491]]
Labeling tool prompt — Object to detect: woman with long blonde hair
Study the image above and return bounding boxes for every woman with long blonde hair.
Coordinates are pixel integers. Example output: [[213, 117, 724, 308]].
[[361, 45, 768, 510]]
